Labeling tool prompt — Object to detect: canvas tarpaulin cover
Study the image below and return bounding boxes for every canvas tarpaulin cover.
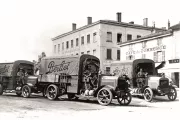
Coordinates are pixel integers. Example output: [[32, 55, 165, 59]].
[[40, 56, 79, 76], [0, 63, 13, 76]]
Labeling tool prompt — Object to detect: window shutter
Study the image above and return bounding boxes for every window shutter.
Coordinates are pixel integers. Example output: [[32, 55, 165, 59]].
[[162, 51, 165, 61], [153, 52, 157, 62]]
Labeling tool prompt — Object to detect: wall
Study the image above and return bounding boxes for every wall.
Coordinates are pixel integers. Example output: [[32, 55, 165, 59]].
[[100, 24, 152, 71], [52, 24, 101, 58]]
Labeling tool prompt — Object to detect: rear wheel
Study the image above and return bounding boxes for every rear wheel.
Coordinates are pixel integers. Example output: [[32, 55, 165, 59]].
[[117, 92, 132, 105], [46, 84, 59, 100], [0, 84, 3, 95], [144, 87, 153, 102], [22, 85, 31, 98], [168, 87, 177, 101], [97, 88, 113, 106]]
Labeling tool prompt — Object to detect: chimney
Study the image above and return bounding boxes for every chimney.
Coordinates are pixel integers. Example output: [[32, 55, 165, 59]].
[[116, 12, 121, 22], [129, 21, 134, 24], [168, 20, 170, 29], [152, 21, 155, 28], [87, 17, 92, 25], [72, 23, 76, 31], [143, 18, 148, 27]]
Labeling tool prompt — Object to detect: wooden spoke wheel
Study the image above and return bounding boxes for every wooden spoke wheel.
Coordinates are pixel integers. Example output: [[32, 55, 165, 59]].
[[97, 88, 113, 106], [117, 92, 132, 105], [168, 87, 177, 101], [22, 85, 31, 98], [143, 87, 153, 102], [0, 84, 3, 95], [46, 84, 59, 100]]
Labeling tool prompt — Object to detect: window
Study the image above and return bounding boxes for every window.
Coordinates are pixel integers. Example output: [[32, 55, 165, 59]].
[[87, 51, 90, 54], [71, 40, 73, 48], [66, 41, 69, 49], [93, 32, 97, 42], [62, 42, 64, 50], [76, 53, 78, 55], [93, 49, 96, 55], [87, 34, 90, 44], [107, 49, 112, 60], [127, 34, 132, 41], [117, 33, 122, 43], [107, 32, 112, 42], [142, 41, 147, 48], [54, 45, 56, 53], [58, 44, 60, 53], [105, 67, 110, 75], [154, 51, 165, 62], [126, 55, 134, 60], [81, 36, 84, 45], [142, 54, 146, 58], [117, 50, 120, 60], [81, 52, 84, 55], [76, 38, 79, 46], [137, 35, 141, 38]]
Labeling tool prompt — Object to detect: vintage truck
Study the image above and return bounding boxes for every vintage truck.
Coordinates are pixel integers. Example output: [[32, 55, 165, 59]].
[[26, 54, 131, 106], [110, 59, 177, 102], [0, 60, 37, 97]]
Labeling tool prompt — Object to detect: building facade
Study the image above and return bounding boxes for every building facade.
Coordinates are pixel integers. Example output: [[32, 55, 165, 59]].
[[52, 13, 164, 74], [120, 23, 180, 87]]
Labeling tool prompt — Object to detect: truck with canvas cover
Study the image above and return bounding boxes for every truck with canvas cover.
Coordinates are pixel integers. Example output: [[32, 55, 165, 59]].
[[110, 59, 177, 102], [0, 60, 37, 98], [33, 54, 131, 106]]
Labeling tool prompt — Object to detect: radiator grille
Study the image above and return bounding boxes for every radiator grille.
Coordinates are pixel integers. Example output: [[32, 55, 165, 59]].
[[159, 79, 169, 88]]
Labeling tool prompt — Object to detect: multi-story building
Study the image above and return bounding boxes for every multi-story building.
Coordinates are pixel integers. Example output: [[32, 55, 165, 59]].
[[120, 23, 180, 87], [52, 13, 164, 74]]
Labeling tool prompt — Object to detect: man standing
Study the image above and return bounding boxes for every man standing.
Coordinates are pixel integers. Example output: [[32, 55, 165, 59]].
[[17, 68, 25, 85]]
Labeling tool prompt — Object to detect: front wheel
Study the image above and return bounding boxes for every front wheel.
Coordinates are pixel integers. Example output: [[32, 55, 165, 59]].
[[46, 84, 59, 100], [117, 92, 132, 105], [97, 88, 113, 106], [168, 87, 177, 101], [22, 85, 31, 98], [143, 87, 153, 102], [0, 84, 3, 95]]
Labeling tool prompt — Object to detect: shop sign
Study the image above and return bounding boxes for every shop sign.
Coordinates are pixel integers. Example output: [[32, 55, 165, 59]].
[[126, 45, 166, 55], [169, 59, 180, 64]]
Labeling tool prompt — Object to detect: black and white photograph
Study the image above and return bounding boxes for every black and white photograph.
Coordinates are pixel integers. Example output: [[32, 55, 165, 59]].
[[0, 0, 179, 119]]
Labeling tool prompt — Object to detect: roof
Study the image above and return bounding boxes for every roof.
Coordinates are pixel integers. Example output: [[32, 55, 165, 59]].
[[0, 60, 34, 65], [52, 20, 165, 41], [119, 29, 172, 46], [170, 23, 180, 30]]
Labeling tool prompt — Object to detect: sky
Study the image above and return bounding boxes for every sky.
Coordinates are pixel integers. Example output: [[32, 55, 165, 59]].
[[0, 0, 179, 62]]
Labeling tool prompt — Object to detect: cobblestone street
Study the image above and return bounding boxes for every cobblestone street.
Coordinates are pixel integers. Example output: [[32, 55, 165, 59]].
[[0, 90, 179, 120]]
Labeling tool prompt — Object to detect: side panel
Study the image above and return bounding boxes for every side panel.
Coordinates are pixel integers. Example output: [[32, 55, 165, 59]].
[[100, 76, 118, 88], [66, 75, 78, 93], [111, 63, 132, 78], [39, 57, 79, 83], [148, 77, 160, 89], [0, 63, 13, 76]]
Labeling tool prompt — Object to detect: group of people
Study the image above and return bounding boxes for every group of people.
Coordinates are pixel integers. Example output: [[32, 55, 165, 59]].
[[116, 68, 148, 88], [136, 68, 148, 88]]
